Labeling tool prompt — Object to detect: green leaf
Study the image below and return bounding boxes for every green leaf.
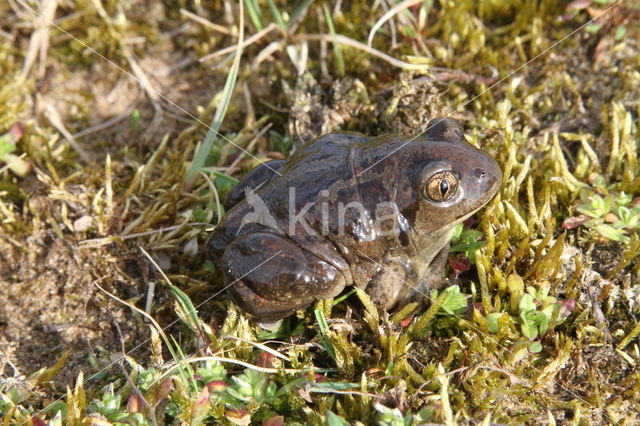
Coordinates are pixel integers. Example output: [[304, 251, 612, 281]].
[[130, 108, 140, 131], [451, 222, 463, 240], [170, 285, 200, 333], [521, 320, 538, 340], [196, 359, 227, 383], [449, 240, 487, 252], [585, 23, 603, 33], [0, 133, 16, 158], [308, 382, 359, 393], [212, 170, 240, 191], [618, 192, 633, 206], [594, 223, 629, 241], [192, 208, 208, 222], [326, 410, 350, 426], [529, 341, 543, 353], [437, 285, 468, 315], [486, 313, 503, 333], [519, 293, 537, 312], [202, 260, 216, 273]]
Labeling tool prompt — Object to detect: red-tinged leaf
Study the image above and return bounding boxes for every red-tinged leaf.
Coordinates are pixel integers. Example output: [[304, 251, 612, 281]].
[[449, 254, 471, 273], [191, 385, 211, 419], [207, 380, 229, 392], [30, 417, 47, 426], [262, 415, 284, 426], [400, 316, 414, 328], [566, 0, 592, 10], [472, 302, 486, 315], [562, 215, 590, 229], [313, 373, 326, 382], [9, 122, 25, 142], [127, 392, 145, 413], [155, 378, 173, 403], [560, 299, 576, 318], [256, 351, 275, 368], [226, 409, 251, 425]]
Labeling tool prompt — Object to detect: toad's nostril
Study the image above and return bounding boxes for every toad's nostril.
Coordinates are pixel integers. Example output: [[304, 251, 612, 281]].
[[474, 168, 487, 178]]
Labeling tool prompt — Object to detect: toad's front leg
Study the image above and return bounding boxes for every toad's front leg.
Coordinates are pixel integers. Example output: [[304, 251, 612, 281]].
[[366, 243, 450, 312], [217, 232, 349, 326]]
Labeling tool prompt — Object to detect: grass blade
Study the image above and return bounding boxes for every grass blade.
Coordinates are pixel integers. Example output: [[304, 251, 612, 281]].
[[288, 0, 315, 29], [267, 0, 287, 32], [244, 0, 263, 30], [314, 308, 337, 362], [322, 2, 344, 76], [186, 3, 245, 186]]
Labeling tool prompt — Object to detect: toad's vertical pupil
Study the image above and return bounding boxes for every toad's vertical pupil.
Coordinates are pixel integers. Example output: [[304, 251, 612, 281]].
[[440, 179, 449, 197]]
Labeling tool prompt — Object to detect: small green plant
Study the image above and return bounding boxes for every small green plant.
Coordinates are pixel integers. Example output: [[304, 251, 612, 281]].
[[326, 410, 350, 425], [226, 369, 278, 406], [268, 130, 293, 155], [196, 360, 228, 385], [566, 0, 629, 41], [0, 123, 30, 177], [518, 287, 574, 352], [450, 223, 486, 263], [571, 188, 640, 242], [374, 404, 433, 426], [87, 386, 149, 424], [430, 285, 468, 316]]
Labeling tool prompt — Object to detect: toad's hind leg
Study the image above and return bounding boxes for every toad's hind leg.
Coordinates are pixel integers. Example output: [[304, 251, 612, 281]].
[[218, 232, 348, 323]]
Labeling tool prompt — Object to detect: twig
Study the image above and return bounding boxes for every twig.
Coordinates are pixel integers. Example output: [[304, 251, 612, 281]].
[[21, 0, 57, 78], [295, 33, 429, 70], [109, 311, 158, 426], [199, 23, 278, 62], [222, 336, 291, 362], [225, 122, 272, 173], [163, 356, 338, 375], [44, 103, 92, 162], [199, 172, 223, 225], [78, 222, 211, 248], [145, 281, 156, 315], [180, 8, 231, 35], [72, 106, 136, 139]]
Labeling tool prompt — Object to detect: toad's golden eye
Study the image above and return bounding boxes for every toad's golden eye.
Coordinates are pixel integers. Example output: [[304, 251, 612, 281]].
[[425, 171, 458, 202]]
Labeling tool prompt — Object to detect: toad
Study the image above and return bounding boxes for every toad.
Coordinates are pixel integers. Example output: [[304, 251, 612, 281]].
[[208, 117, 501, 327]]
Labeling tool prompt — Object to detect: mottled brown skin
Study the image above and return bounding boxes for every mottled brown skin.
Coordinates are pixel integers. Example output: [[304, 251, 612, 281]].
[[208, 117, 502, 324]]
